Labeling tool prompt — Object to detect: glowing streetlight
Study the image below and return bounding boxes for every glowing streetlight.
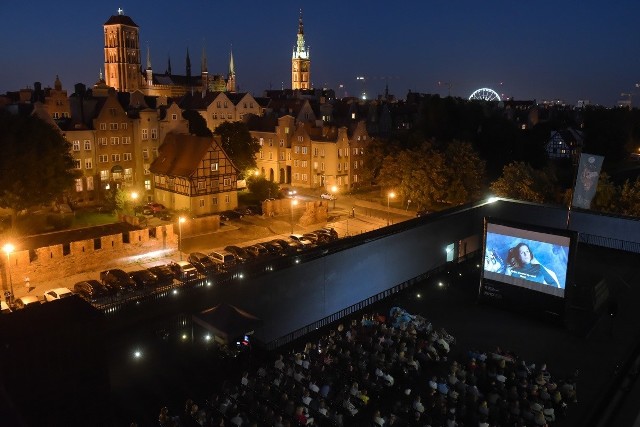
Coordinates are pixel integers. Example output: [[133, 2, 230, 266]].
[[387, 191, 395, 226], [331, 185, 338, 209], [290, 199, 298, 234], [130, 191, 139, 214], [3, 243, 15, 302], [178, 216, 186, 260]]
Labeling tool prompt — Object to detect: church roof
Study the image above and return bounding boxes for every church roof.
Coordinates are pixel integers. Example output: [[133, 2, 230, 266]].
[[104, 14, 138, 27], [149, 133, 213, 178]]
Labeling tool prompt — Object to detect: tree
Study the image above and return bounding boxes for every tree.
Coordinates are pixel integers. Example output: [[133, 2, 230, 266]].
[[442, 140, 486, 205], [617, 177, 640, 217], [490, 162, 554, 203], [182, 110, 212, 137], [247, 176, 279, 202], [0, 111, 76, 226], [214, 121, 260, 178], [359, 138, 388, 186]]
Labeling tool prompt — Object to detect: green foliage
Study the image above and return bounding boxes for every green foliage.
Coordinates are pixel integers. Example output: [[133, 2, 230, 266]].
[[45, 214, 74, 231], [102, 187, 126, 212], [443, 141, 486, 204], [214, 121, 260, 178], [617, 177, 640, 217], [246, 175, 279, 201], [490, 162, 554, 204], [0, 110, 76, 217], [182, 110, 212, 137]]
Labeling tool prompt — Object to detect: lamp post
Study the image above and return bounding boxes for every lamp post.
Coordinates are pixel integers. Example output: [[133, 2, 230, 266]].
[[290, 199, 298, 234], [178, 216, 186, 261], [387, 191, 395, 226], [130, 191, 139, 214], [3, 243, 14, 302], [331, 185, 338, 210]]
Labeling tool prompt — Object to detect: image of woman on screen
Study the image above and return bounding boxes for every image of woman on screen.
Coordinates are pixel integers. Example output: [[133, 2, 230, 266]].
[[506, 243, 560, 287]]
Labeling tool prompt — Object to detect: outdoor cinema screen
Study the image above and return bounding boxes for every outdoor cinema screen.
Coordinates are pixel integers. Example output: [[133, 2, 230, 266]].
[[483, 222, 570, 298]]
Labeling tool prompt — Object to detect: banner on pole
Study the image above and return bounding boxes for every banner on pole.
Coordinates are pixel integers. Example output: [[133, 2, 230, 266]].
[[572, 153, 604, 209]]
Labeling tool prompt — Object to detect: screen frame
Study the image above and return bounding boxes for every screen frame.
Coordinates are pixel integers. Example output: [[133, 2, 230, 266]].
[[479, 217, 578, 315]]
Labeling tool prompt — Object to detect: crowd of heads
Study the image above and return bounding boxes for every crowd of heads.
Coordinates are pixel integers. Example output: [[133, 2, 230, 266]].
[[157, 306, 577, 427]]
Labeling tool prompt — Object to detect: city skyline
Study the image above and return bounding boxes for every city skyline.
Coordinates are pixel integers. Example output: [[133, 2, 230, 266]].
[[2, 1, 639, 106]]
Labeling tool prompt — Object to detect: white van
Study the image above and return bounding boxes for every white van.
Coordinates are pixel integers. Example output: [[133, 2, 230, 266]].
[[209, 250, 236, 269]]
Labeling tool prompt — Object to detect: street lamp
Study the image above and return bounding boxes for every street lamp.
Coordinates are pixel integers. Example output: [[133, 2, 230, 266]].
[[3, 243, 14, 302], [331, 185, 338, 210], [290, 199, 298, 234], [178, 216, 186, 260], [387, 191, 395, 226], [130, 191, 139, 214]]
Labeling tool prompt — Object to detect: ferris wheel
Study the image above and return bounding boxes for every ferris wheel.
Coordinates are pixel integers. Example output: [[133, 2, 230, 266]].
[[469, 88, 501, 102]]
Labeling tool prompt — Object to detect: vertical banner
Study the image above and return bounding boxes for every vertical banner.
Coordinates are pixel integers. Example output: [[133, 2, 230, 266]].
[[572, 153, 604, 209]]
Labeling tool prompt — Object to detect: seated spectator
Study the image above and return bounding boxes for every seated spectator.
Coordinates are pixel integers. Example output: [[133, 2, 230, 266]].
[[412, 395, 425, 413], [274, 354, 285, 371]]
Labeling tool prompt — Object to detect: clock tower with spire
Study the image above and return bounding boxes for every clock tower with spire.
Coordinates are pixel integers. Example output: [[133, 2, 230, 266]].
[[103, 8, 141, 92], [292, 10, 310, 90]]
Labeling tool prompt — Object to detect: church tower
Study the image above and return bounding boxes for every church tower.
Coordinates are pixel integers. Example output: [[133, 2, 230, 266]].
[[227, 47, 236, 92], [291, 10, 310, 90], [103, 8, 141, 92]]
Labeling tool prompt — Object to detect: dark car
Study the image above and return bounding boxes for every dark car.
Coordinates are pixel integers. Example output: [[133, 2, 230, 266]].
[[246, 205, 263, 216], [289, 234, 315, 249], [261, 241, 284, 255], [303, 233, 329, 245], [271, 239, 300, 254], [129, 269, 159, 289], [233, 207, 252, 216], [244, 244, 269, 258], [145, 202, 166, 213], [315, 228, 339, 241], [100, 269, 137, 292], [188, 252, 219, 275], [74, 280, 110, 302], [224, 245, 252, 263], [148, 265, 176, 286], [169, 261, 199, 281], [219, 210, 243, 221]]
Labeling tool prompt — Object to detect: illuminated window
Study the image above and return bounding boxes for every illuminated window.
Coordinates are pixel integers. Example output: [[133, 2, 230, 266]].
[[87, 176, 94, 190], [75, 179, 83, 192], [259, 138, 264, 146], [100, 170, 109, 181], [144, 180, 151, 190], [211, 162, 219, 172]]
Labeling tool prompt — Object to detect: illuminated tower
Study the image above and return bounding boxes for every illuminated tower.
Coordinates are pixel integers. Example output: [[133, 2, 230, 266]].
[[292, 10, 310, 90], [227, 47, 236, 92], [103, 8, 141, 92]]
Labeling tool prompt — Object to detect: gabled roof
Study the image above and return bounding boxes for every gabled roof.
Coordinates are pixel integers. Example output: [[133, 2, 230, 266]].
[[178, 91, 221, 110], [245, 115, 278, 132], [104, 15, 138, 27], [150, 133, 213, 177]]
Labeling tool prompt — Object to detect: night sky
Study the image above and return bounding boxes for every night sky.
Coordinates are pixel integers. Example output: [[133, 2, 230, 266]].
[[2, 1, 639, 106]]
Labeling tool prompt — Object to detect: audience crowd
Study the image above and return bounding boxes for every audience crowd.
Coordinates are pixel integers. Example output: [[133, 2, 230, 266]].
[[156, 306, 578, 427]]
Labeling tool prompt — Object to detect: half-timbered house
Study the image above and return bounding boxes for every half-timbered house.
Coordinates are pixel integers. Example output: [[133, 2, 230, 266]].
[[149, 133, 239, 215]]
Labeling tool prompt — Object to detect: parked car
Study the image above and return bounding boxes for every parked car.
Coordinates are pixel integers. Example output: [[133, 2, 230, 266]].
[[224, 246, 251, 264], [100, 269, 137, 292], [305, 232, 331, 245], [43, 287, 73, 302], [188, 252, 219, 275], [1, 301, 12, 314], [148, 265, 176, 286], [244, 244, 269, 258], [145, 202, 166, 213], [315, 228, 339, 241], [320, 193, 336, 200], [219, 210, 243, 221], [233, 207, 252, 216], [14, 295, 41, 310], [169, 261, 199, 281], [260, 241, 284, 255], [209, 250, 238, 269], [246, 205, 263, 216], [129, 269, 159, 288], [73, 280, 110, 302], [271, 239, 300, 254], [289, 234, 315, 248]]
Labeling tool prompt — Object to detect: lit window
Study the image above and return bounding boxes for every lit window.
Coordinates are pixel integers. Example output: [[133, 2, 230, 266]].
[[75, 179, 83, 192], [100, 170, 109, 181], [144, 180, 151, 190], [259, 138, 264, 146], [211, 162, 219, 172], [87, 176, 94, 190]]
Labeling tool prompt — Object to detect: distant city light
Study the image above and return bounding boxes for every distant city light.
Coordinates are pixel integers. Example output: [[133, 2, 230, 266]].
[[133, 350, 142, 359]]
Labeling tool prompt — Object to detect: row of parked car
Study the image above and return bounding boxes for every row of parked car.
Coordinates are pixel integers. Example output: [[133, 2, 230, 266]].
[[2, 227, 341, 311]]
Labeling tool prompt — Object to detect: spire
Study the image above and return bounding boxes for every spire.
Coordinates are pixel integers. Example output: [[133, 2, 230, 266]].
[[146, 43, 152, 70], [54, 75, 62, 91], [186, 47, 191, 81], [229, 45, 235, 76], [166, 54, 172, 75], [99, 68, 104, 81], [298, 9, 304, 35], [201, 44, 207, 72]]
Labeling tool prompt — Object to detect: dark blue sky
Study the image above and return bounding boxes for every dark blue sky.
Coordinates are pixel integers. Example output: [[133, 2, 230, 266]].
[[2, 1, 639, 106]]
